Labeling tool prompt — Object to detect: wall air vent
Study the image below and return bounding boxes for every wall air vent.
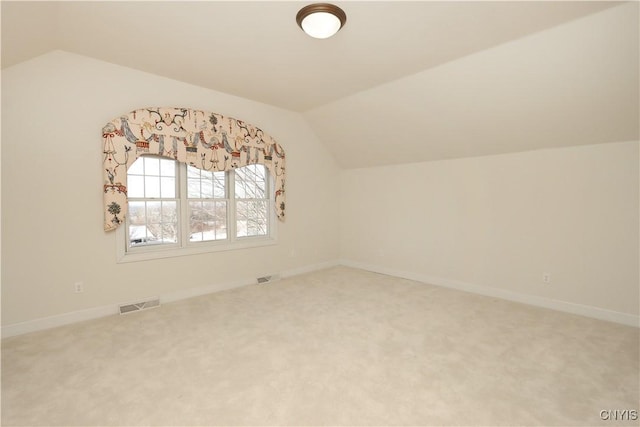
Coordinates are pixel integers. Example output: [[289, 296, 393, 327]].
[[118, 298, 160, 315], [257, 274, 280, 285]]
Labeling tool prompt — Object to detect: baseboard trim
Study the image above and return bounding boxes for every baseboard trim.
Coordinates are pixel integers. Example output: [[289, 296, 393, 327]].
[[161, 259, 340, 304], [340, 259, 639, 328], [281, 259, 340, 278], [1, 259, 340, 339], [9, 259, 631, 338], [1, 305, 118, 340]]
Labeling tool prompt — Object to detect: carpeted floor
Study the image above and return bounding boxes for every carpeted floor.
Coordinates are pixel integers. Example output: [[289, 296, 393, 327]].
[[2, 266, 638, 426]]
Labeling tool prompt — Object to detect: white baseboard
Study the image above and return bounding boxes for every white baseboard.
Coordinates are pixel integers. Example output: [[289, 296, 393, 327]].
[[1, 259, 340, 339], [8, 259, 631, 338], [340, 259, 639, 328], [1, 304, 120, 339], [160, 278, 253, 305], [161, 259, 339, 304], [281, 259, 340, 278]]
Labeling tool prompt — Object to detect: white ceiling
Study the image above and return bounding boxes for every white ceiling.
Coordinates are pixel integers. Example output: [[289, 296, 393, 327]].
[[2, 1, 638, 167]]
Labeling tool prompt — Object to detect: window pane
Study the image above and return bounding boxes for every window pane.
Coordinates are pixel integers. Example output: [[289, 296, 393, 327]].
[[151, 201, 177, 245], [187, 166, 201, 179], [187, 178, 200, 198], [234, 166, 268, 238], [129, 202, 155, 246], [189, 200, 227, 242], [126, 158, 180, 250], [250, 201, 268, 236], [128, 158, 144, 175], [129, 224, 152, 245], [160, 159, 175, 176], [235, 166, 247, 198], [128, 201, 146, 225], [128, 157, 176, 199], [145, 157, 160, 176], [201, 178, 213, 198], [254, 181, 266, 199], [147, 201, 162, 222], [236, 200, 268, 238], [161, 201, 177, 223], [187, 167, 225, 199], [157, 223, 178, 244], [214, 175, 226, 198], [235, 165, 266, 199], [145, 176, 160, 198], [235, 180, 247, 199], [189, 201, 203, 241], [128, 175, 144, 198], [127, 200, 177, 248], [214, 201, 228, 239], [208, 171, 225, 198], [160, 177, 175, 198]]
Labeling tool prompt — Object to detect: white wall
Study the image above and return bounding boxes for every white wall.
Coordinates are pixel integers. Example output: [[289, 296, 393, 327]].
[[1, 51, 340, 331], [3, 51, 638, 334], [340, 142, 639, 324]]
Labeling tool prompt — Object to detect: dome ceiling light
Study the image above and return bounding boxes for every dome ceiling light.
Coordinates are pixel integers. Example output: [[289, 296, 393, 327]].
[[296, 3, 347, 39]]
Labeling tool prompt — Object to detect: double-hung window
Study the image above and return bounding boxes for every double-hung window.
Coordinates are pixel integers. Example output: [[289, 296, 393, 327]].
[[118, 156, 275, 262]]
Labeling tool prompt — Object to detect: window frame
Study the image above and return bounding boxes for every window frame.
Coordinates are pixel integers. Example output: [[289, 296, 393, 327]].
[[116, 158, 277, 263]]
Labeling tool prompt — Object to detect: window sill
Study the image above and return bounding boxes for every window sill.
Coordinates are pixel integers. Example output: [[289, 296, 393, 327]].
[[116, 237, 277, 263]]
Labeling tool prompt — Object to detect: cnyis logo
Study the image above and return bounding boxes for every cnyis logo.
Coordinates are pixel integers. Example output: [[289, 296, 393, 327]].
[[600, 409, 638, 421]]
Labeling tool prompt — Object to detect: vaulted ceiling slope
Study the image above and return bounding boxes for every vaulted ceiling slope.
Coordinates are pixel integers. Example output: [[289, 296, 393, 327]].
[[1, 1, 621, 111], [2, 1, 638, 167], [305, 2, 639, 167]]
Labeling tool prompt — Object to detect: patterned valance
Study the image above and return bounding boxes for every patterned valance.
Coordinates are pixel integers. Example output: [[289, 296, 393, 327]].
[[103, 107, 286, 231]]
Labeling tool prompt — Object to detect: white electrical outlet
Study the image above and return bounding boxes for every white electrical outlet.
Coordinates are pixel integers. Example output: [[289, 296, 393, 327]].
[[542, 273, 551, 284], [74, 282, 84, 293]]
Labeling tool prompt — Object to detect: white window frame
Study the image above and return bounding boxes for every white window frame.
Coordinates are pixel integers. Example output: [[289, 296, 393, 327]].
[[116, 159, 277, 263]]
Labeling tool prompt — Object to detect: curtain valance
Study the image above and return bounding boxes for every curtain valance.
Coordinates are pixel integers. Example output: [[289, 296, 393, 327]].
[[103, 107, 286, 231]]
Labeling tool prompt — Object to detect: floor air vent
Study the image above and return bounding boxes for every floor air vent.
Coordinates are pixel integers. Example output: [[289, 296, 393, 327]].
[[257, 274, 280, 285], [118, 298, 160, 315]]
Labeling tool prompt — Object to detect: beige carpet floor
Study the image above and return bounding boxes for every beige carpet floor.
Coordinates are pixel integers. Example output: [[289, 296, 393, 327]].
[[2, 266, 638, 426]]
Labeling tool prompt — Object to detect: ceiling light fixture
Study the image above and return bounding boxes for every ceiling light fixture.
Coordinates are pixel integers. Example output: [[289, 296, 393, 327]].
[[296, 3, 347, 39]]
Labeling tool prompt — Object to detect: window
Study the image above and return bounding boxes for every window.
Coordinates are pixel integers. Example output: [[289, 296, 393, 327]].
[[118, 156, 275, 261], [187, 167, 228, 242]]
